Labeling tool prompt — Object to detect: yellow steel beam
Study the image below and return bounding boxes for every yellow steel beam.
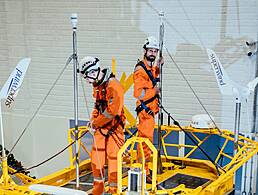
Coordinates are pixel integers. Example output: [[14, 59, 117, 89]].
[[38, 159, 91, 186], [184, 135, 210, 158], [215, 139, 229, 163]]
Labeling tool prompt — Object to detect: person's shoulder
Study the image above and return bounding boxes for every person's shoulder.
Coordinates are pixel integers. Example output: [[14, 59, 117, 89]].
[[107, 79, 124, 93], [134, 66, 142, 73], [134, 60, 145, 73], [108, 77, 122, 87]]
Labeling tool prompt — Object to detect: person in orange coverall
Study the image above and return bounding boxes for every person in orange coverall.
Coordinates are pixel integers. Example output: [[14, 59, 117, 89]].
[[133, 36, 163, 179], [80, 56, 125, 195]]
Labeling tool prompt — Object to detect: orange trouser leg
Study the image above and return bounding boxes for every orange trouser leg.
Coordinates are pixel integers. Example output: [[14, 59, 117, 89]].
[[92, 164, 105, 195], [137, 111, 155, 175], [107, 127, 124, 194], [91, 131, 106, 195]]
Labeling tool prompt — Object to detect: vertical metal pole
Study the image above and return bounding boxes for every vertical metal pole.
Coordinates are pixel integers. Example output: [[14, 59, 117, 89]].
[[249, 154, 254, 194], [157, 111, 163, 174], [157, 11, 164, 174], [0, 104, 8, 185], [71, 13, 80, 189], [233, 100, 241, 156], [242, 147, 248, 195], [255, 21, 258, 194], [0, 104, 6, 166], [233, 98, 241, 194]]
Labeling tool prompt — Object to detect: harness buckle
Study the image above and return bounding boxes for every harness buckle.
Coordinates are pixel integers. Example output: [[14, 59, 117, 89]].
[[147, 109, 154, 116]]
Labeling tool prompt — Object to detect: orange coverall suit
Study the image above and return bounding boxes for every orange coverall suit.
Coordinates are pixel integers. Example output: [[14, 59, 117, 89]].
[[91, 76, 125, 195], [133, 59, 159, 174]]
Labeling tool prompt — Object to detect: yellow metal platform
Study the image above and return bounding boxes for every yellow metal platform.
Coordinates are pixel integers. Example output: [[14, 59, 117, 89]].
[[0, 125, 257, 195]]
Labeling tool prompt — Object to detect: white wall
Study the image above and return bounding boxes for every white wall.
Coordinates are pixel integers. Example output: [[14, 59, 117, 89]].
[[0, 0, 257, 179]]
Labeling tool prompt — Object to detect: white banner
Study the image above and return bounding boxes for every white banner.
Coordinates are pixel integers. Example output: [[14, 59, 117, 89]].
[[0, 58, 31, 107], [206, 49, 234, 96]]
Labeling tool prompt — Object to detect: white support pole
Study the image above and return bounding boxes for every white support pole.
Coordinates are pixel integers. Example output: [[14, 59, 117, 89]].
[[255, 17, 258, 194], [0, 103, 5, 160], [157, 10, 164, 175], [70, 13, 80, 189], [233, 98, 242, 194], [233, 99, 241, 156], [255, 16, 258, 194], [0, 102, 10, 186]]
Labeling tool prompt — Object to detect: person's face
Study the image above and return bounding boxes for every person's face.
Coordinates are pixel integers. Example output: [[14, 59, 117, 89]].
[[84, 69, 99, 84], [145, 48, 158, 62]]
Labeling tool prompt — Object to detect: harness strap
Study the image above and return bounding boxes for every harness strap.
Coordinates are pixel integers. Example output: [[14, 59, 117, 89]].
[[136, 61, 159, 87], [99, 115, 125, 138], [135, 95, 158, 117], [94, 72, 116, 113], [95, 84, 108, 113]]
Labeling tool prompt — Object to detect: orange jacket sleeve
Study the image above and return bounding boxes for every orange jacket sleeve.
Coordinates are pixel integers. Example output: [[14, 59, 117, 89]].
[[91, 79, 124, 128], [133, 67, 156, 101], [90, 89, 99, 121]]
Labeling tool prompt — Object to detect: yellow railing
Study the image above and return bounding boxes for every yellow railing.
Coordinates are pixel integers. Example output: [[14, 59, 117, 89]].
[[67, 126, 91, 167], [155, 125, 257, 170], [66, 125, 258, 180], [115, 125, 258, 194], [1, 124, 257, 194], [117, 137, 157, 195]]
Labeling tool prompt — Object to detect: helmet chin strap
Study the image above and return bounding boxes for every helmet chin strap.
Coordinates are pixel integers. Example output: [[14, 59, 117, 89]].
[[93, 68, 107, 87]]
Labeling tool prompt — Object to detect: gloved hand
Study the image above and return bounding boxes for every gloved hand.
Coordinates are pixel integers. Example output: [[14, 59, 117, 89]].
[[157, 56, 164, 67], [91, 109, 99, 119], [90, 109, 99, 131], [87, 122, 96, 135], [91, 119, 99, 129], [154, 86, 160, 95]]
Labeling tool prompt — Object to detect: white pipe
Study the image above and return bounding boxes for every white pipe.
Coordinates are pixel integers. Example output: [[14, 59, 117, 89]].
[[0, 103, 6, 159]]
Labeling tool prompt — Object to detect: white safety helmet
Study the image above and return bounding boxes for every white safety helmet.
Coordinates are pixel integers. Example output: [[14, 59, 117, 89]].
[[143, 36, 159, 50], [79, 56, 100, 78]]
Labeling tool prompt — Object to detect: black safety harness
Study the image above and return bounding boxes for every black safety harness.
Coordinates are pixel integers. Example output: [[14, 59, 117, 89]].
[[99, 114, 125, 138], [94, 73, 125, 138], [135, 61, 159, 117]]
